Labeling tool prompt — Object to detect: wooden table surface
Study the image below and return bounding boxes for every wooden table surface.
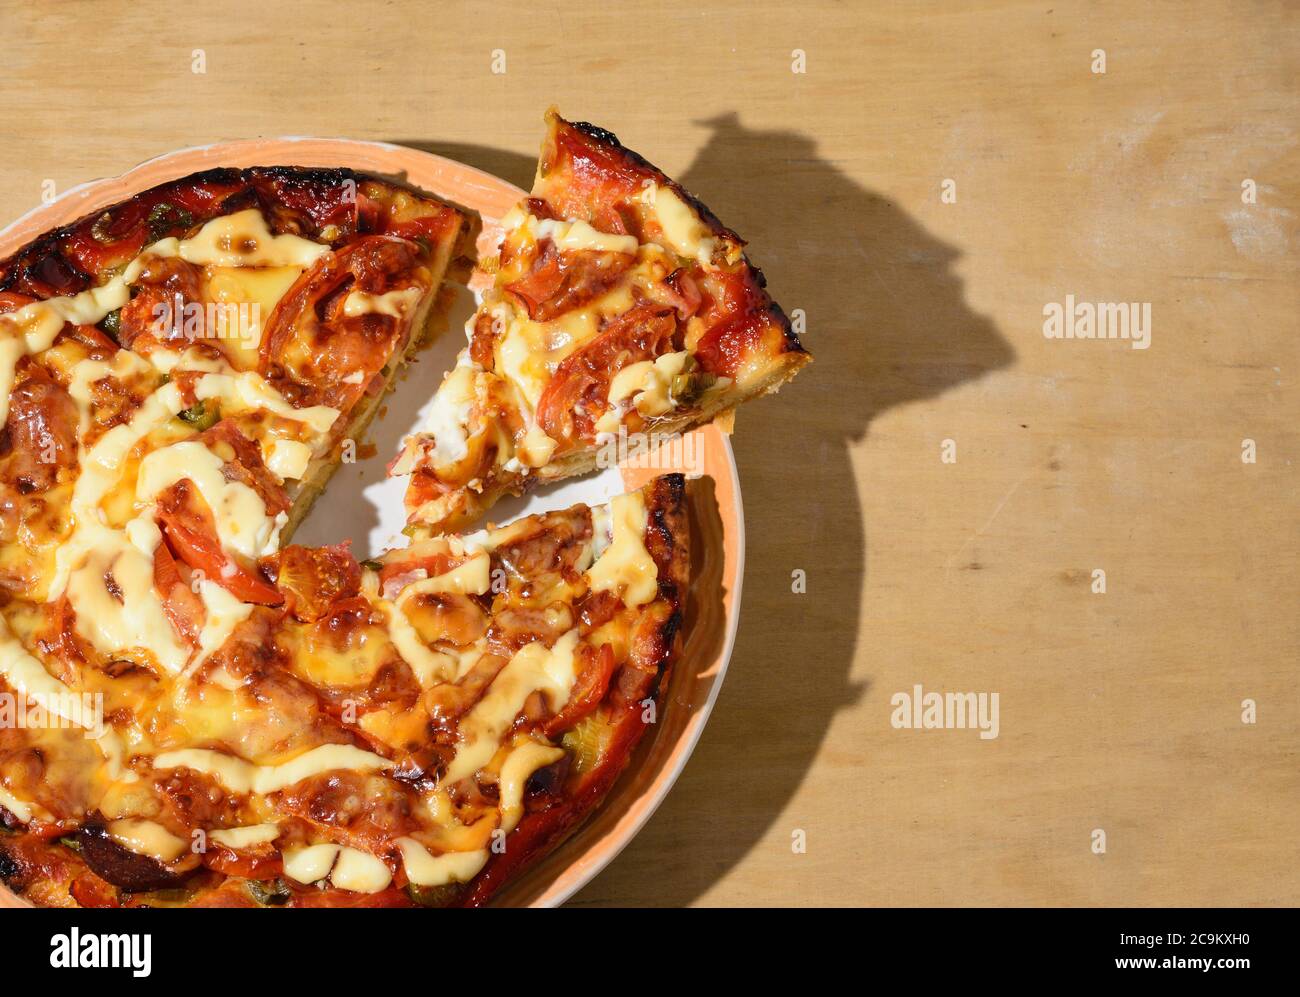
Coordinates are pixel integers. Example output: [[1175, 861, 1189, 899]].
[[2, 1, 1295, 907]]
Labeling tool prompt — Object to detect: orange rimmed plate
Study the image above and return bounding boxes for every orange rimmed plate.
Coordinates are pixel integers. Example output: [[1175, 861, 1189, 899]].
[[0, 138, 743, 908]]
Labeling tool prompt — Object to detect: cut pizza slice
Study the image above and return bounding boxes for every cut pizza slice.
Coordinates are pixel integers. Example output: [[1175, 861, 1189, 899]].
[[0, 168, 463, 615], [0, 167, 466, 581], [393, 109, 808, 533], [0, 474, 687, 908]]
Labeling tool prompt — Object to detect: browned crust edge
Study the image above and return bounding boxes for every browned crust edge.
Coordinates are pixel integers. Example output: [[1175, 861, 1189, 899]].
[[456, 473, 688, 907]]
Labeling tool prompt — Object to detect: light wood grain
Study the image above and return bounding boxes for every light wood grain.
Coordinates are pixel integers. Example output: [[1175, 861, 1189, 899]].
[[1, 0, 1295, 907]]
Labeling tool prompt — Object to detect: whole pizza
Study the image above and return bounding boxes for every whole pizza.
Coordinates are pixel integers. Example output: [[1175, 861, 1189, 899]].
[[0, 111, 808, 907]]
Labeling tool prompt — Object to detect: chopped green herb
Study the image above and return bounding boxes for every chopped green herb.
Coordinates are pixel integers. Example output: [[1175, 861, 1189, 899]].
[[245, 878, 292, 906], [147, 202, 195, 242], [670, 370, 717, 406], [405, 882, 460, 908], [178, 400, 220, 431], [90, 212, 115, 245]]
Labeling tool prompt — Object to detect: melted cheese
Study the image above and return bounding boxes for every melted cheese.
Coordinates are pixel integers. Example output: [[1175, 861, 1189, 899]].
[[416, 363, 477, 468], [193, 580, 255, 672], [282, 843, 340, 884], [50, 380, 187, 598], [497, 306, 599, 410], [646, 186, 716, 264], [585, 492, 658, 607], [67, 349, 154, 438], [442, 629, 580, 786], [209, 823, 280, 849], [0, 279, 133, 423], [160, 209, 328, 269], [409, 552, 491, 597], [501, 205, 641, 256], [330, 847, 392, 893], [137, 440, 281, 560], [202, 264, 305, 365], [107, 818, 189, 862], [532, 217, 639, 255], [597, 350, 692, 433], [397, 837, 489, 886], [266, 439, 312, 481], [0, 785, 46, 823], [516, 423, 558, 468], [498, 739, 565, 833], [52, 383, 233, 674], [66, 526, 191, 674], [0, 617, 100, 730], [137, 439, 279, 561], [282, 843, 391, 893], [152, 743, 392, 795], [382, 602, 458, 687], [383, 553, 493, 685], [191, 369, 339, 436], [342, 287, 424, 319]]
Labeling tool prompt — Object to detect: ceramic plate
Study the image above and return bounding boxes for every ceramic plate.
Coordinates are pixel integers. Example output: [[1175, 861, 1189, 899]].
[[0, 138, 743, 907]]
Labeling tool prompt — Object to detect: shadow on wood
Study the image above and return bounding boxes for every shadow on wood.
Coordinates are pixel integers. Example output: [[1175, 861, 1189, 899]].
[[567, 112, 1016, 906], [390, 117, 1016, 904]]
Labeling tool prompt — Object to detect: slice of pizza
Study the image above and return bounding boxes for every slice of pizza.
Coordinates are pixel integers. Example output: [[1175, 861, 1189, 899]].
[[393, 109, 809, 533], [0, 475, 687, 908], [0, 167, 465, 606]]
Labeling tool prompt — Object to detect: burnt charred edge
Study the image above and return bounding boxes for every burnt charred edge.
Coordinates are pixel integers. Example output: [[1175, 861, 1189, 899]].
[[564, 117, 744, 247], [644, 473, 688, 582], [75, 819, 193, 892], [646, 606, 684, 704], [245, 165, 369, 188], [0, 802, 22, 831], [649, 469, 687, 508], [0, 840, 20, 886], [765, 298, 807, 356], [0, 167, 220, 291], [159, 166, 245, 188], [0, 165, 390, 295]]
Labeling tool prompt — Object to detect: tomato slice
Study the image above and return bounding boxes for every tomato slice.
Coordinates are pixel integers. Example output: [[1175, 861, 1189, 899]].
[[0, 291, 38, 315], [534, 302, 677, 448], [536, 115, 645, 234], [197, 420, 291, 517], [259, 236, 428, 410], [376, 549, 460, 597], [154, 479, 284, 607], [686, 266, 774, 378], [152, 539, 204, 647], [156, 508, 283, 606], [660, 268, 702, 319], [385, 212, 459, 245], [544, 642, 616, 736], [504, 241, 635, 322], [116, 256, 204, 351], [62, 220, 147, 278], [203, 845, 281, 881], [263, 543, 362, 622], [70, 874, 121, 909]]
